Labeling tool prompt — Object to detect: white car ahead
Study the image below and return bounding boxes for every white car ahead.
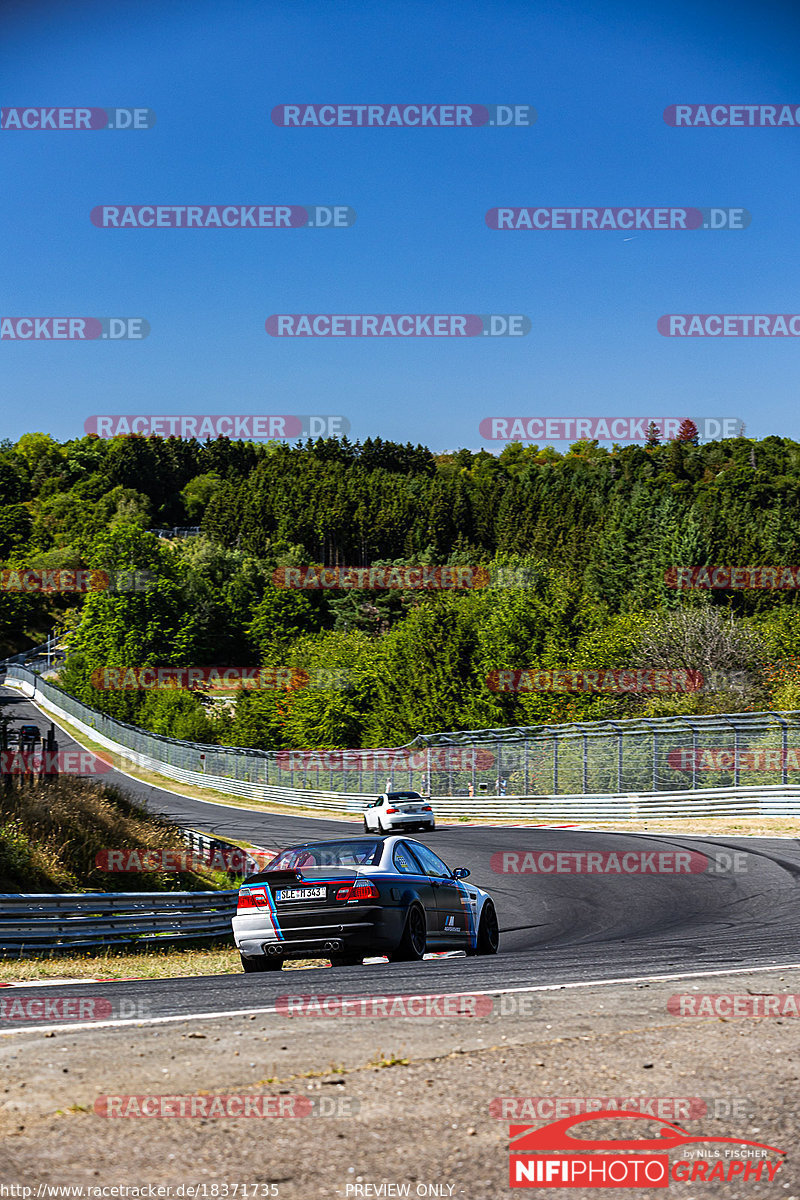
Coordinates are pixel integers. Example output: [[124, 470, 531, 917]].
[[363, 790, 435, 834]]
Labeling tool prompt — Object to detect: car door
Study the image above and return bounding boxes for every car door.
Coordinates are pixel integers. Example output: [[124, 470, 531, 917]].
[[406, 842, 469, 947], [364, 797, 382, 832], [391, 842, 437, 936]]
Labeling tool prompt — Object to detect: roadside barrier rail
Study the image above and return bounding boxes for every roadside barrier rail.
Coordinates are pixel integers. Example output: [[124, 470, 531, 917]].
[[0, 890, 238, 957]]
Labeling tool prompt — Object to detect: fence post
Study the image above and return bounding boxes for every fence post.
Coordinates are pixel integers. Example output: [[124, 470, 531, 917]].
[[553, 733, 559, 795], [652, 731, 658, 792]]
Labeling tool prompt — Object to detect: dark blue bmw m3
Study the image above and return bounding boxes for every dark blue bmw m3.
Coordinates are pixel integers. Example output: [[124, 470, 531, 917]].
[[232, 836, 499, 970]]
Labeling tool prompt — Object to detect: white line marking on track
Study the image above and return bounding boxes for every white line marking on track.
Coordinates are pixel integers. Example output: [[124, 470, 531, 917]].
[[3, 961, 800, 1037]]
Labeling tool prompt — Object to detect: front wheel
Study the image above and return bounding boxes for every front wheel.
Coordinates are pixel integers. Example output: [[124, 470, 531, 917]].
[[468, 901, 499, 956], [390, 904, 426, 961], [240, 953, 283, 972]]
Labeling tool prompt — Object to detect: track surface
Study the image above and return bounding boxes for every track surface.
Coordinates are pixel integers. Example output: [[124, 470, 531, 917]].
[[3, 682, 800, 1028]]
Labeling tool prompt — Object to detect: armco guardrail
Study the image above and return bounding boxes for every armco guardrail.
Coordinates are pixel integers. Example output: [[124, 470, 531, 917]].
[[4, 665, 800, 819], [0, 891, 238, 957]]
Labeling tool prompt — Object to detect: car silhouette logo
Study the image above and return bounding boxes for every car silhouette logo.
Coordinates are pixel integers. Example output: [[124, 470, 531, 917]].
[[510, 1110, 785, 1155]]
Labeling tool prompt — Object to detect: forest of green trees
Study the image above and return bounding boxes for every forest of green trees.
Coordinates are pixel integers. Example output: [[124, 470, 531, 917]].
[[3, 429, 800, 750]]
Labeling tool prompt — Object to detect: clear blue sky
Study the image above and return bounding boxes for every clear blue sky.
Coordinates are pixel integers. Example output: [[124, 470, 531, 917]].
[[2, 0, 799, 452]]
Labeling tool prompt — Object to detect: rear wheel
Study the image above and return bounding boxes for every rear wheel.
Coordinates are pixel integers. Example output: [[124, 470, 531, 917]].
[[240, 953, 283, 972], [470, 901, 499, 956], [363, 817, 370, 832], [390, 904, 426, 961], [330, 952, 364, 967]]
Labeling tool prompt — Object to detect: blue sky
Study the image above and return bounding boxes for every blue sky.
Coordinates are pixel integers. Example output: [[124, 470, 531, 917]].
[[1, 0, 799, 452]]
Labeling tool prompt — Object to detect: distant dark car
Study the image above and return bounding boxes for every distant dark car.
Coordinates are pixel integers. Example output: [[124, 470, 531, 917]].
[[232, 835, 499, 971]]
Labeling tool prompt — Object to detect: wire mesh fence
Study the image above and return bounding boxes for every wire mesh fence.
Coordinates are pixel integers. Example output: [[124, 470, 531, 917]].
[[5, 664, 800, 800]]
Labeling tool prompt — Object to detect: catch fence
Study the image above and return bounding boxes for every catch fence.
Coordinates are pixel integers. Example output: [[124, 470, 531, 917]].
[[4, 666, 800, 817]]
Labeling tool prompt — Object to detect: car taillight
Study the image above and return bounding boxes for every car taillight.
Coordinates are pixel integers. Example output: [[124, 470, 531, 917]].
[[421, 806, 432, 811], [237, 889, 267, 910], [335, 881, 380, 903], [385, 807, 398, 813]]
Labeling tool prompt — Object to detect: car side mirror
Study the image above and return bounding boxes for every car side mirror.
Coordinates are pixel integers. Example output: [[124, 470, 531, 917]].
[[452, 867, 470, 879]]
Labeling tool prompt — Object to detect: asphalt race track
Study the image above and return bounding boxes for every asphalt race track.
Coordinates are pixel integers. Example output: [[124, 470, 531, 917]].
[[3, 682, 800, 1029]]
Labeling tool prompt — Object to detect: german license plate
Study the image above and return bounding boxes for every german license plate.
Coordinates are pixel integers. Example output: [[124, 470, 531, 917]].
[[275, 886, 326, 901]]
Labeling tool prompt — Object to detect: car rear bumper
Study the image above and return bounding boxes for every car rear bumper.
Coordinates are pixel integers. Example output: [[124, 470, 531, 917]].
[[232, 904, 406, 959], [385, 814, 434, 829]]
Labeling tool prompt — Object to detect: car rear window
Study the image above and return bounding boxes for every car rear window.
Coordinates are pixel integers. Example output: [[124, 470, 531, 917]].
[[267, 840, 383, 868]]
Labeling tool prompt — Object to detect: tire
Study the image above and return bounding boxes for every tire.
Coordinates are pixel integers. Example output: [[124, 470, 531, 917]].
[[390, 903, 426, 961], [240, 953, 283, 972], [363, 817, 370, 832], [330, 952, 364, 967], [472, 900, 499, 956]]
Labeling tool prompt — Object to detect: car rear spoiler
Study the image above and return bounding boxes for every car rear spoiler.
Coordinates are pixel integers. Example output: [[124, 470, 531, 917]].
[[242, 868, 303, 887]]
